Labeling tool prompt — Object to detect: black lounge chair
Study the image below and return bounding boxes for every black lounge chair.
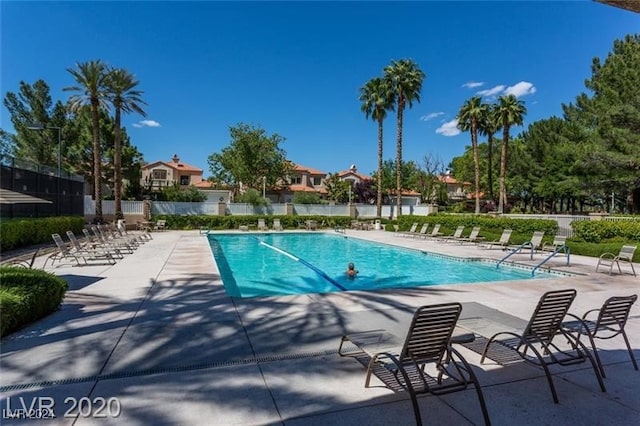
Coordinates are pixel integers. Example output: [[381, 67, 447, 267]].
[[562, 294, 638, 378], [339, 303, 490, 426], [480, 289, 606, 403], [5, 248, 40, 268]]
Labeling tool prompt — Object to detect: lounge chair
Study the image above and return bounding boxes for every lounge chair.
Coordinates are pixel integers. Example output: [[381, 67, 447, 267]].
[[154, 219, 167, 231], [439, 225, 465, 241], [74, 230, 125, 259], [398, 222, 418, 237], [5, 248, 40, 268], [458, 226, 484, 244], [409, 223, 429, 238], [562, 295, 638, 378], [541, 235, 567, 253], [257, 218, 268, 231], [480, 289, 606, 403], [421, 223, 443, 239], [596, 245, 637, 276], [481, 229, 512, 249], [272, 218, 283, 231], [339, 303, 490, 426], [46, 233, 117, 267]]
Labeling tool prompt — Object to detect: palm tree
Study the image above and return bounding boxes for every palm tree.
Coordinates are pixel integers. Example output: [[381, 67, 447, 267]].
[[65, 60, 110, 222], [359, 77, 394, 218], [457, 96, 487, 214], [478, 103, 501, 203], [384, 59, 425, 217], [105, 68, 147, 220], [495, 94, 527, 213]]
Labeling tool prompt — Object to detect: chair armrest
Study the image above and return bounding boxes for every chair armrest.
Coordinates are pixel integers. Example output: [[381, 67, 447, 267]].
[[599, 252, 615, 260]]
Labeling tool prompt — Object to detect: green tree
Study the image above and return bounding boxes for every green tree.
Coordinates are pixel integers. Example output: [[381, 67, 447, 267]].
[[208, 123, 292, 196], [3, 80, 67, 166], [65, 60, 110, 222], [105, 68, 147, 219], [563, 34, 640, 212], [324, 173, 351, 203], [384, 59, 425, 216], [495, 94, 526, 213], [359, 77, 393, 217], [457, 96, 487, 214]]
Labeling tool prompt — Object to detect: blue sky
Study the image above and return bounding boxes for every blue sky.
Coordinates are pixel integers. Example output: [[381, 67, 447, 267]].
[[1, 1, 638, 178]]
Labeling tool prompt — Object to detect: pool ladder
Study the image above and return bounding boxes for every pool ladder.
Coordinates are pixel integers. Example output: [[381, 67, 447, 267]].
[[497, 243, 570, 276]]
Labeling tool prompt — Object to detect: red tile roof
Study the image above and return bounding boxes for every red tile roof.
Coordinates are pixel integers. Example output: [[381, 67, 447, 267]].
[[293, 164, 327, 175]]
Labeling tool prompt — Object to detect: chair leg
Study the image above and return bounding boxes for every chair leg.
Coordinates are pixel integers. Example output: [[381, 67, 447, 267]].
[[621, 331, 639, 371]]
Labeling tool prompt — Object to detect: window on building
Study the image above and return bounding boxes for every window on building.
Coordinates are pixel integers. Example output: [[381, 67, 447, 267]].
[[180, 175, 190, 185], [152, 169, 167, 180], [311, 176, 322, 186], [292, 175, 302, 185]]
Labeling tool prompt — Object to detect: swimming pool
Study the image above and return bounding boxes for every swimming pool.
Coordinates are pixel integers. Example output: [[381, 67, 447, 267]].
[[208, 233, 548, 298]]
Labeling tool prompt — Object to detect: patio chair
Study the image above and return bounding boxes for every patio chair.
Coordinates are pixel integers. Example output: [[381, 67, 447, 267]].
[[458, 226, 484, 244], [339, 303, 490, 426], [596, 245, 637, 276], [5, 248, 40, 268], [91, 226, 135, 254], [272, 218, 283, 231], [541, 235, 567, 253], [154, 219, 167, 231], [72, 230, 125, 259], [481, 229, 512, 250], [480, 289, 606, 403], [439, 225, 465, 242], [257, 218, 268, 231], [409, 223, 429, 238], [398, 222, 418, 237], [562, 295, 638, 378], [421, 223, 443, 239]]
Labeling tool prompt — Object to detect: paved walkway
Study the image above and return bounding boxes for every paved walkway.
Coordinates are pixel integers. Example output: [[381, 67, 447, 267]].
[[1, 230, 639, 425]]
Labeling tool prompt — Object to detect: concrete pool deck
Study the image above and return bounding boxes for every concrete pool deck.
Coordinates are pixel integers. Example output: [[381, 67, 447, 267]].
[[1, 229, 638, 425]]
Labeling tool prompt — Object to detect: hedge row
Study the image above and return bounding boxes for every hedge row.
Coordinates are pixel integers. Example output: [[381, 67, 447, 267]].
[[151, 215, 390, 230], [0, 216, 85, 252], [0, 266, 68, 337], [571, 220, 640, 243], [396, 214, 558, 236]]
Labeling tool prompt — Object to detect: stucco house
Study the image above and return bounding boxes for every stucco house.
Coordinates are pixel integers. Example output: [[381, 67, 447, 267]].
[[141, 154, 203, 190]]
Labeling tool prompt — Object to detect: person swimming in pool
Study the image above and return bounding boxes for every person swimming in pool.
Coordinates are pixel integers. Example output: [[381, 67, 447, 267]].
[[346, 262, 359, 278]]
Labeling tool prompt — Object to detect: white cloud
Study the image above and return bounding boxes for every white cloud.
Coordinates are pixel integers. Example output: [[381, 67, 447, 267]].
[[132, 119, 161, 128], [476, 85, 505, 97], [462, 81, 484, 89], [504, 81, 537, 97], [420, 112, 445, 121], [436, 119, 461, 137]]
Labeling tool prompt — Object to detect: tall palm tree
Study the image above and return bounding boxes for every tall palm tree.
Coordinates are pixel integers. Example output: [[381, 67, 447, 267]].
[[478, 103, 501, 203], [106, 68, 147, 220], [384, 59, 425, 217], [495, 94, 526, 213], [359, 77, 394, 218], [457, 96, 487, 214], [65, 60, 110, 222]]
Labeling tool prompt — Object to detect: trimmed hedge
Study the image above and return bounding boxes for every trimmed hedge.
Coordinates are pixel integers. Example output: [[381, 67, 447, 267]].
[[0, 216, 85, 253], [152, 215, 367, 230], [571, 220, 640, 243], [0, 266, 68, 337], [396, 214, 558, 236]]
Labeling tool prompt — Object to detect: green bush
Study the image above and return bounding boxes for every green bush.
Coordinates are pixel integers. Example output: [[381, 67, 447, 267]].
[[151, 215, 356, 230], [0, 267, 68, 337], [396, 214, 558, 237], [571, 220, 640, 243], [0, 216, 85, 253]]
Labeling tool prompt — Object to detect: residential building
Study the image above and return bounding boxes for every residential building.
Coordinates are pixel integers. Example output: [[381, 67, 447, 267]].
[[439, 174, 470, 201], [141, 154, 203, 190], [273, 164, 328, 203]]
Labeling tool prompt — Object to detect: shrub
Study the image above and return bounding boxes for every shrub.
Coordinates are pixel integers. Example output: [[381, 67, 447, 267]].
[[151, 214, 355, 230], [0, 216, 85, 253], [0, 267, 68, 337], [396, 214, 558, 236], [571, 220, 640, 243]]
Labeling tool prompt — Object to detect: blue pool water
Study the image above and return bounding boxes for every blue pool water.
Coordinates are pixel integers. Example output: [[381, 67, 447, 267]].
[[208, 233, 545, 298]]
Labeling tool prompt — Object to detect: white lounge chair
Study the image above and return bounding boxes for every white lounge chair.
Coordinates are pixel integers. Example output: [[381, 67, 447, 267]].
[[272, 218, 283, 231], [482, 229, 512, 249], [258, 218, 268, 231]]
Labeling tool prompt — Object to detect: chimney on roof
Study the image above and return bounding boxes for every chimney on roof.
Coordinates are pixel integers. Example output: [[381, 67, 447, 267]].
[[172, 154, 180, 164]]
